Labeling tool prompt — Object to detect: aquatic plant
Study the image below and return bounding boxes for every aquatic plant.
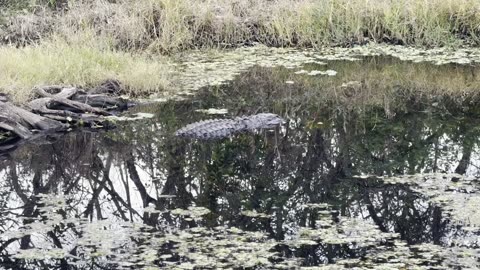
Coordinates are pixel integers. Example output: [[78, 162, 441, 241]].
[[382, 173, 480, 230]]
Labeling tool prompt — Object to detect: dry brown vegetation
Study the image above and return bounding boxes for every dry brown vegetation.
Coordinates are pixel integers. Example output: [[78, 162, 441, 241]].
[[2, 0, 480, 51]]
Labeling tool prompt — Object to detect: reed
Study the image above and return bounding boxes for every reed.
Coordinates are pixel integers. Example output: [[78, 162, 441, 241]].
[[2, 0, 480, 51]]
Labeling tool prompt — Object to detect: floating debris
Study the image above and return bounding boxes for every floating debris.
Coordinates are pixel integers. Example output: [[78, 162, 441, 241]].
[[159, 226, 279, 269], [13, 248, 66, 260], [296, 217, 398, 248], [301, 203, 330, 210], [158, 194, 177, 198], [341, 81, 362, 89], [382, 173, 480, 229], [144, 205, 163, 214], [241, 210, 270, 218], [294, 70, 309, 74], [306, 70, 337, 76], [106, 112, 155, 121], [320, 240, 480, 269], [195, 108, 229, 115], [171, 206, 211, 218]]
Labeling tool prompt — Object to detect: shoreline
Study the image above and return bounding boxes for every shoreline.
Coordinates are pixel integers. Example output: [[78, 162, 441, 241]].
[[1, 0, 480, 105], [1, 43, 480, 104]]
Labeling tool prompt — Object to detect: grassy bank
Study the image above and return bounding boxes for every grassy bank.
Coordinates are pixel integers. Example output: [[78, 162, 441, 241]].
[[1, 0, 480, 102], [2, 0, 480, 51], [0, 34, 172, 102]]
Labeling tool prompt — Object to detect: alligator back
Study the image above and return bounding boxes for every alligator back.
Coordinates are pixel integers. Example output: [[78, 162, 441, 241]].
[[175, 113, 284, 139]]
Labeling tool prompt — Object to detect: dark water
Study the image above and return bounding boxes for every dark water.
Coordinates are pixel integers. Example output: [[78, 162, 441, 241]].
[[1, 58, 480, 269]]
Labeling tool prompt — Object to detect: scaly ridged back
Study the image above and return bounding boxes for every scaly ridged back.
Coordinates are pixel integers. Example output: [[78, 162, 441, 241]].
[[175, 113, 284, 140]]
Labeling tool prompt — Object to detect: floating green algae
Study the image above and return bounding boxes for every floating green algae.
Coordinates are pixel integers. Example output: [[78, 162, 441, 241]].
[[106, 112, 155, 122], [165, 44, 480, 98], [380, 173, 480, 230], [171, 206, 211, 219], [240, 210, 270, 218], [158, 226, 279, 269], [307, 242, 480, 269]]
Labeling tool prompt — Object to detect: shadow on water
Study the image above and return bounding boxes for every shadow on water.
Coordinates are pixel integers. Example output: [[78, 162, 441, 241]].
[[1, 57, 480, 269]]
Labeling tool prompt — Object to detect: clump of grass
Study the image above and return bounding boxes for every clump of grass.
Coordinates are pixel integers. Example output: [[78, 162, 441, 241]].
[[0, 8, 55, 45], [0, 33, 172, 103], [0, 0, 36, 12], [3, 0, 480, 51]]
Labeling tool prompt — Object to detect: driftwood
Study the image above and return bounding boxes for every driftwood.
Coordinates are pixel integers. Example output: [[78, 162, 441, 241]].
[[0, 80, 129, 153], [29, 87, 111, 117], [0, 102, 64, 137]]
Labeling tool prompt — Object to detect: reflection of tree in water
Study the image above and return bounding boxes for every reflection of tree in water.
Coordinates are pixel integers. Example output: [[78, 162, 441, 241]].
[[1, 65, 480, 268]]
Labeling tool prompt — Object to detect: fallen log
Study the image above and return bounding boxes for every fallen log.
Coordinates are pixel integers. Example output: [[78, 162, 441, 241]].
[[0, 80, 131, 153], [31, 87, 112, 116], [71, 94, 128, 110], [0, 116, 32, 139], [0, 100, 66, 151], [0, 101, 65, 132]]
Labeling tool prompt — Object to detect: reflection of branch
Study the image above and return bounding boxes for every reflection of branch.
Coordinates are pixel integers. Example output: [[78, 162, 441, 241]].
[[83, 153, 140, 220], [0, 238, 18, 254], [126, 152, 156, 207], [99, 177, 143, 219], [362, 192, 388, 232], [8, 160, 28, 204], [20, 201, 36, 249], [431, 206, 444, 244], [83, 154, 113, 219], [47, 231, 63, 248], [65, 175, 82, 195], [455, 141, 472, 175], [119, 164, 133, 221], [95, 199, 103, 220], [164, 142, 192, 208]]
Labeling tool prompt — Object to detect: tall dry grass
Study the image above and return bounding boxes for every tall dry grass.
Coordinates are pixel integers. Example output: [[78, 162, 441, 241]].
[[2, 0, 480, 52]]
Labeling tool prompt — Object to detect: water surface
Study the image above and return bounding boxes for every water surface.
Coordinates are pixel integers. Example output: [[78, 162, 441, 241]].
[[1, 57, 480, 269]]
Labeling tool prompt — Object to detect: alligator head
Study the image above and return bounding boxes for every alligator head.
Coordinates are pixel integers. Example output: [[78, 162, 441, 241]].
[[237, 113, 286, 130]]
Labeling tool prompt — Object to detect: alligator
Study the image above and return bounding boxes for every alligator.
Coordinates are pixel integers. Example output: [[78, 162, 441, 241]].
[[175, 113, 285, 139]]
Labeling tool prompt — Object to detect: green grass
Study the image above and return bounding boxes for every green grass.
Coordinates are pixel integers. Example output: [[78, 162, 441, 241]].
[[0, 33, 172, 102]]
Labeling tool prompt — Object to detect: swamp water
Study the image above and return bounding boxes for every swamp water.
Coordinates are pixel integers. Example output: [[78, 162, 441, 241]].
[[1, 53, 480, 269]]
